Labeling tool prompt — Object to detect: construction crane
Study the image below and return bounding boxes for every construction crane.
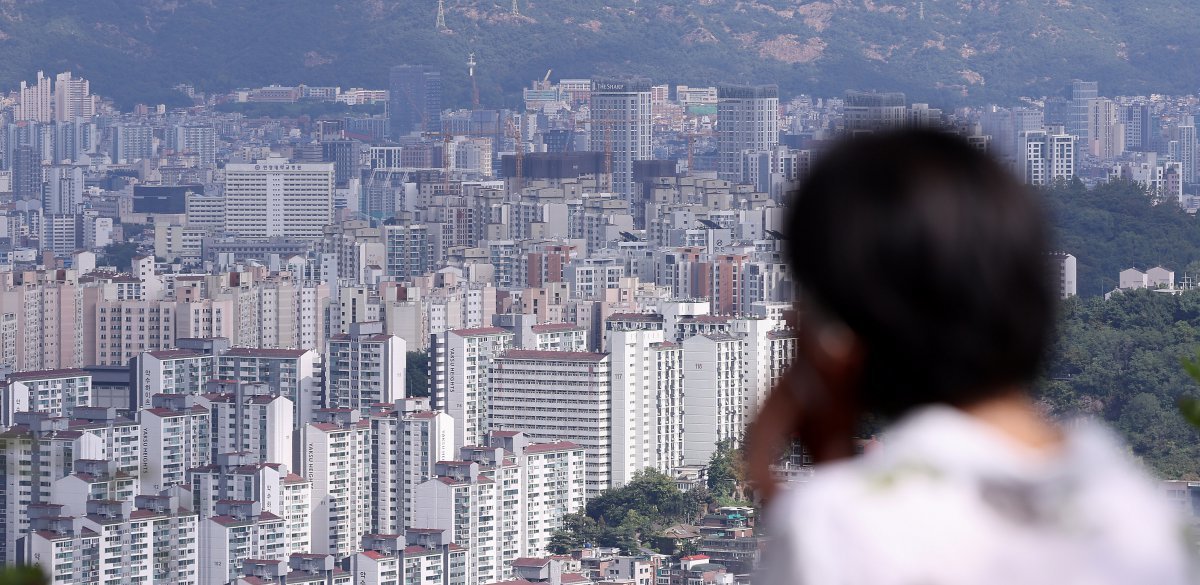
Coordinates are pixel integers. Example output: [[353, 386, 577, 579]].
[[468, 52, 480, 109]]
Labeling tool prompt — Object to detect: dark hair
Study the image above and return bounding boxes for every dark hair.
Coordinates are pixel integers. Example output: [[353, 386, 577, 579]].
[[785, 129, 1055, 418]]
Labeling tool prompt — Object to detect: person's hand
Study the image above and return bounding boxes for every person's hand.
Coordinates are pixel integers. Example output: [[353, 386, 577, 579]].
[[746, 325, 863, 504]]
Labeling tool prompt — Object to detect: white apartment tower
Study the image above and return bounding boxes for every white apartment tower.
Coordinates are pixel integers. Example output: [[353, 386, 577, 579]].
[[53, 72, 95, 123], [717, 84, 780, 183], [605, 328, 684, 486], [139, 393, 212, 493], [303, 409, 373, 560], [218, 347, 322, 427], [188, 455, 312, 556], [16, 71, 52, 123], [590, 77, 653, 200], [200, 389, 294, 466], [431, 327, 514, 449], [224, 157, 334, 238], [199, 500, 288, 585], [28, 497, 199, 585], [367, 402, 455, 533], [325, 321, 406, 411], [681, 333, 746, 465], [489, 350, 612, 495]]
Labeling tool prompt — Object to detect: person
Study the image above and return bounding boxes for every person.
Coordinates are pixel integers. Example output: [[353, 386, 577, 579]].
[[750, 129, 1196, 584]]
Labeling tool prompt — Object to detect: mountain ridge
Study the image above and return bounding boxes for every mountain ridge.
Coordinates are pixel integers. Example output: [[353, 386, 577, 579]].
[[0, 1, 1195, 109]]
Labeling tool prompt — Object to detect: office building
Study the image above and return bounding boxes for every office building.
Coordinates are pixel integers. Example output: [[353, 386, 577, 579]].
[[843, 91, 907, 131], [224, 157, 334, 239]]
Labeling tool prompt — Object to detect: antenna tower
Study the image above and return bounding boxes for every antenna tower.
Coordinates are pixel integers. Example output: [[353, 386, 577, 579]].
[[511, 0, 520, 16], [436, 0, 447, 29], [468, 52, 480, 109], [919, 1, 924, 20]]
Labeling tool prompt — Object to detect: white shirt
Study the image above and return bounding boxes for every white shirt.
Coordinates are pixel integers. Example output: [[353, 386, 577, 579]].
[[761, 406, 1197, 585]]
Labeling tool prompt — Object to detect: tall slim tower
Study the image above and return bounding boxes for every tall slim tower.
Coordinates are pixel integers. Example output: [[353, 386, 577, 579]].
[[717, 84, 780, 183], [589, 77, 652, 200], [389, 65, 443, 140], [436, 0, 446, 29]]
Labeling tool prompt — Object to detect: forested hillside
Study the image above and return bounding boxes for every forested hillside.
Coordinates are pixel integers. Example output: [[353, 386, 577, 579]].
[[1, 1, 1200, 107], [1040, 290, 1200, 479]]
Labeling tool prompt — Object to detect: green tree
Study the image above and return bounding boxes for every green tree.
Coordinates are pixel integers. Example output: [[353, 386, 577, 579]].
[[706, 439, 741, 499], [97, 242, 140, 272]]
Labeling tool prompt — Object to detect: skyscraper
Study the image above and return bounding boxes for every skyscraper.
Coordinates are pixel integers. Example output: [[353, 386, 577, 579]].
[[1174, 119, 1196, 184], [1067, 80, 1098, 148], [716, 84, 780, 183], [589, 77, 652, 200], [389, 65, 442, 140]]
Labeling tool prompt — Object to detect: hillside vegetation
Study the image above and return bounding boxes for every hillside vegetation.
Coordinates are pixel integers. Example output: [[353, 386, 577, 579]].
[[1, 1, 1198, 108]]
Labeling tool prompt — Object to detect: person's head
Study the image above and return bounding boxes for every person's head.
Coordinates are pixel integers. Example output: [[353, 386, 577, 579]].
[[785, 129, 1055, 419]]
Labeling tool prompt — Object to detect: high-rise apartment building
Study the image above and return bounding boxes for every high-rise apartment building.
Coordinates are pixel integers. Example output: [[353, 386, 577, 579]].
[[605, 328, 684, 486], [28, 497, 199, 585], [188, 454, 312, 556], [352, 531, 469, 585], [325, 321, 406, 411], [224, 157, 334, 239], [716, 84, 779, 183], [303, 409, 373, 560], [367, 402, 454, 533], [389, 65, 443, 139], [175, 125, 218, 168], [682, 333, 746, 465], [16, 71, 52, 123], [114, 124, 155, 163], [430, 327, 514, 449], [383, 221, 432, 282], [2, 369, 92, 421], [218, 348, 321, 428], [843, 91, 907, 131], [199, 500, 288, 585], [590, 77, 653, 200], [52, 72, 95, 123], [489, 350, 612, 494], [201, 390, 294, 466], [1019, 129, 1076, 186], [139, 393, 212, 493]]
